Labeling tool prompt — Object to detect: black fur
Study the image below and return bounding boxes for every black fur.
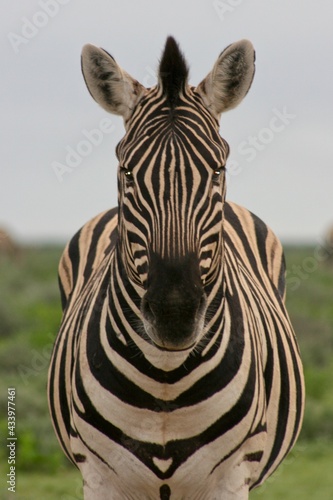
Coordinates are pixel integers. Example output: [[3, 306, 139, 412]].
[[159, 36, 189, 107]]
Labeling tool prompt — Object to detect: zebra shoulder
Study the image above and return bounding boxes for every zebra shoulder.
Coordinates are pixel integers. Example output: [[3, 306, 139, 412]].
[[58, 208, 118, 309], [224, 201, 286, 300]]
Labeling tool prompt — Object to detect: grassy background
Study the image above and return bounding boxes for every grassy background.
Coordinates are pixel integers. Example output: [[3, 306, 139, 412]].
[[0, 244, 333, 499]]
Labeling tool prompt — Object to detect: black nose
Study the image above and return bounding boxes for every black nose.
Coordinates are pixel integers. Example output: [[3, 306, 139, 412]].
[[141, 253, 206, 349], [142, 288, 204, 322], [142, 290, 206, 349]]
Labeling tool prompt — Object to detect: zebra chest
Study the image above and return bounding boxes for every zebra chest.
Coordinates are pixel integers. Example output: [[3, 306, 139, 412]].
[[72, 275, 262, 427], [60, 303, 269, 500], [71, 349, 263, 499], [74, 323, 259, 444], [68, 272, 267, 497]]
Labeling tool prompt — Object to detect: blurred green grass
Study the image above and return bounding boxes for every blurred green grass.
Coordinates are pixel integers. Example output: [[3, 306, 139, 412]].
[[0, 244, 332, 499]]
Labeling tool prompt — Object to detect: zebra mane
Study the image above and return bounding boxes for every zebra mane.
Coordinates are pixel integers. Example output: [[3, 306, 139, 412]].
[[158, 36, 189, 108]]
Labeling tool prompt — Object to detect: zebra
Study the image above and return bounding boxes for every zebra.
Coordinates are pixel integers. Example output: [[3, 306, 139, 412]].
[[48, 36, 304, 499]]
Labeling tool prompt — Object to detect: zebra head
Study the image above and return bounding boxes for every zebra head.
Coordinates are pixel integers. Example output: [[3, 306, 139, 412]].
[[81, 37, 255, 351]]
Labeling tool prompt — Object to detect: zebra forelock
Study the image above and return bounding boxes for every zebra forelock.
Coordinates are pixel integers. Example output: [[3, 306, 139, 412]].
[[158, 36, 189, 108]]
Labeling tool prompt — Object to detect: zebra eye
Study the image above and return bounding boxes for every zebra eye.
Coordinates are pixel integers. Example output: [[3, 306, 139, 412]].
[[212, 166, 225, 180], [123, 169, 134, 184]]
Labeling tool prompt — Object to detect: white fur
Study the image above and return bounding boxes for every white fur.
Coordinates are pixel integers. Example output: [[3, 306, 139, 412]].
[[81, 44, 145, 121], [196, 39, 255, 117]]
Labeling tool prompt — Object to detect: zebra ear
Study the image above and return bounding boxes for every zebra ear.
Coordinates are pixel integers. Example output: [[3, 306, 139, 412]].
[[196, 40, 255, 118], [81, 44, 146, 120]]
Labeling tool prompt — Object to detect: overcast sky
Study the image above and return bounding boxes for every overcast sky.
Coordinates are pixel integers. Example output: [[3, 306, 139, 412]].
[[1, 0, 333, 244]]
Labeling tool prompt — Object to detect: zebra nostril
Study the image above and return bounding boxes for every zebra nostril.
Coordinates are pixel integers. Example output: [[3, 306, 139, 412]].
[[142, 297, 156, 322]]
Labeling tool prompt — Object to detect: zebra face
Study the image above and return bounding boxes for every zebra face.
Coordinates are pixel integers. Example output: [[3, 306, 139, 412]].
[[116, 85, 228, 283], [114, 83, 231, 350], [81, 37, 255, 350]]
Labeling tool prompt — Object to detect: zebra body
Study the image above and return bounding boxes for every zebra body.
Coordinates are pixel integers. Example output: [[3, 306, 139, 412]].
[[48, 38, 304, 499]]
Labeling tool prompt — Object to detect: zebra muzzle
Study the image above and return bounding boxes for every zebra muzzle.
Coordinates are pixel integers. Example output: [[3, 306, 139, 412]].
[[140, 254, 207, 351], [141, 293, 206, 351]]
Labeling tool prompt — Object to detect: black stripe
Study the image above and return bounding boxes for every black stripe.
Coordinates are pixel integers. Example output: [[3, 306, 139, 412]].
[[58, 274, 67, 311], [73, 453, 86, 463], [254, 314, 291, 485], [67, 228, 81, 287], [83, 209, 117, 283], [244, 451, 264, 462], [284, 332, 304, 448], [48, 335, 74, 465], [278, 252, 286, 298], [224, 204, 262, 283], [160, 484, 171, 499], [251, 211, 268, 275]]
